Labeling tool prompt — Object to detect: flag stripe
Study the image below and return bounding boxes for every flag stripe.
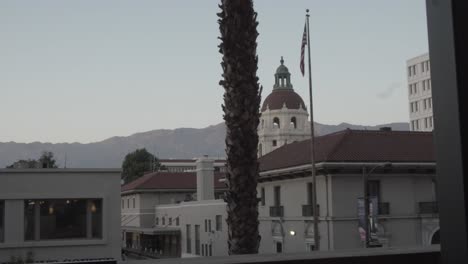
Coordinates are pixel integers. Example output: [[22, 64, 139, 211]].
[[300, 23, 307, 76]]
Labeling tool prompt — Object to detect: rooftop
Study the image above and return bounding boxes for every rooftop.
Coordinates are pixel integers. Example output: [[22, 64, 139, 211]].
[[259, 129, 434, 172]]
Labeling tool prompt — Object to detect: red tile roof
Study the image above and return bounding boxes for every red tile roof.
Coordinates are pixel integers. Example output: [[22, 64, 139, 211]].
[[259, 129, 435, 172], [261, 90, 306, 111], [121, 172, 226, 192]]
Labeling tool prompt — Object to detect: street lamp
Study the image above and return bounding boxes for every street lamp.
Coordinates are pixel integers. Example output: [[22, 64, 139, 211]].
[[363, 162, 392, 248]]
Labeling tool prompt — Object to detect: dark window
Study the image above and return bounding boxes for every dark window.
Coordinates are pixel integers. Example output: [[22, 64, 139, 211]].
[[273, 117, 280, 128], [272, 140, 277, 147], [202, 243, 205, 256], [261, 187, 265, 206], [276, 241, 283, 253], [169, 217, 172, 225], [162, 217, 165, 225], [0, 200, 4, 243], [274, 186, 281, 206], [208, 220, 212, 232], [24, 199, 102, 241], [132, 198, 135, 208], [186, 224, 191, 253], [290, 117, 297, 129], [176, 217, 179, 226], [216, 215, 222, 231], [209, 244, 212, 256], [368, 180, 381, 200], [121, 199, 124, 209], [307, 182, 313, 205], [195, 225, 200, 255], [156, 217, 159, 225], [205, 219, 208, 232]]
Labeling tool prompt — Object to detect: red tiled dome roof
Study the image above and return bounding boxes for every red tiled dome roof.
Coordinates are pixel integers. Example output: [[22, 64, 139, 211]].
[[261, 89, 306, 111]]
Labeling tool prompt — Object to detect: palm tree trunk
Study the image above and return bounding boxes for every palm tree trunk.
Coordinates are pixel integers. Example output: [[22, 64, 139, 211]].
[[218, 0, 262, 255]]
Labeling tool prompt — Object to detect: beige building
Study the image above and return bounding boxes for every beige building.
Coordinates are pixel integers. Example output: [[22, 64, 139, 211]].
[[258, 57, 311, 157], [121, 158, 226, 258], [407, 53, 434, 131], [257, 129, 439, 253], [0, 169, 121, 263]]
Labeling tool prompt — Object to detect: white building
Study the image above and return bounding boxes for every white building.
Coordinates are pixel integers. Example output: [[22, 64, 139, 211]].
[[0, 169, 121, 263], [121, 158, 226, 258], [258, 57, 311, 157], [257, 129, 439, 253], [407, 53, 434, 131]]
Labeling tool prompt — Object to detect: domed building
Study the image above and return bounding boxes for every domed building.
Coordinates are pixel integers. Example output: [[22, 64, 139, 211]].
[[258, 57, 311, 156]]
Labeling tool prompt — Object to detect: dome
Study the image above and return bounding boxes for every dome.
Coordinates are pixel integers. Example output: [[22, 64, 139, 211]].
[[261, 89, 306, 111], [276, 64, 289, 74]]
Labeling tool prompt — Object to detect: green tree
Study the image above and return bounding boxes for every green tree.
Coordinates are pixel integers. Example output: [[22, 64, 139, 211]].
[[121, 148, 159, 184], [38, 151, 58, 168], [218, 0, 262, 254]]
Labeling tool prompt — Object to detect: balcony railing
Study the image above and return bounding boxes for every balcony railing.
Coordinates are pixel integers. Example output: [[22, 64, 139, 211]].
[[269, 206, 284, 217], [302, 204, 319, 217], [419, 202, 439, 214], [378, 202, 390, 215]]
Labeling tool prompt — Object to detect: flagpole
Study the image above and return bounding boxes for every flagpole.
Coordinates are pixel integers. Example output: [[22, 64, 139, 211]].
[[306, 8, 320, 251]]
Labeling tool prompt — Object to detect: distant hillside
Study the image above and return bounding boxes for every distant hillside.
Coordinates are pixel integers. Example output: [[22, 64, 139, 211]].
[[0, 122, 408, 168]]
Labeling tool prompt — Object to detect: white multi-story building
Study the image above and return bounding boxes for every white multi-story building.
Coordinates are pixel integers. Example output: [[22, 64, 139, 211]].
[[0, 169, 121, 263], [407, 53, 434, 131], [257, 129, 439, 253], [258, 57, 311, 157]]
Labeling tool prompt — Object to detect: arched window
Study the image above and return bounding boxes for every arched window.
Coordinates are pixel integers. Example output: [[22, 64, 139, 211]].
[[273, 117, 280, 128], [290, 117, 297, 129]]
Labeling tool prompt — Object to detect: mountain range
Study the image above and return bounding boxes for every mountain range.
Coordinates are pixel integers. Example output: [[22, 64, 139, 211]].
[[0, 122, 409, 168]]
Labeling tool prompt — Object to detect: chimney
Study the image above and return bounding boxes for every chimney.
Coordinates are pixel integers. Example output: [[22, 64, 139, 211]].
[[379, 127, 392, 132], [196, 156, 215, 201]]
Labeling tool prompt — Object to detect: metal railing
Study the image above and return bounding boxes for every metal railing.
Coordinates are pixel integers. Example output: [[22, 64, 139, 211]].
[[302, 204, 319, 217], [269, 206, 284, 217], [419, 202, 439, 214]]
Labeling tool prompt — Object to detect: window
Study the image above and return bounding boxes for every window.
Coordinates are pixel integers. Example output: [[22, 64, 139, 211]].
[[0, 200, 4, 243], [368, 180, 381, 200], [24, 199, 102, 241], [208, 219, 212, 232], [430, 117, 433, 128], [290, 117, 297, 129], [408, 66, 412, 77], [272, 140, 277, 147], [202, 243, 205, 256], [307, 182, 313, 205], [127, 199, 129, 208], [205, 219, 208, 232], [261, 187, 265, 206], [132, 198, 135, 208], [169, 217, 172, 225], [176, 217, 179, 226], [195, 225, 200, 255], [273, 117, 280, 128], [414, 82, 418, 93], [425, 117, 428, 128], [121, 199, 124, 209], [162, 217, 165, 225], [414, 101, 418, 112], [424, 99, 427, 109], [209, 244, 213, 256], [274, 186, 281, 206], [186, 224, 191, 253], [408, 85, 412, 95], [216, 215, 222, 231], [156, 217, 159, 225], [276, 241, 283, 253]]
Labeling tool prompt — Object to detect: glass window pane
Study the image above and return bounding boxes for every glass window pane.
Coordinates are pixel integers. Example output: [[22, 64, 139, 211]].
[[91, 199, 103, 239], [24, 200, 36, 241], [0, 200, 4, 242], [40, 199, 87, 240]]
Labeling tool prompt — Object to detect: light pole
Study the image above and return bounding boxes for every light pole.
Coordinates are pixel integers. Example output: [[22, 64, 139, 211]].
[[363, 162, 392, 248]]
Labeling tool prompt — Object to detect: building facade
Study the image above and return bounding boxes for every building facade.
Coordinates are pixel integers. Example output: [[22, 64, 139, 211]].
[[121, 158, 226, 259], [258, 57, 311, 157], [407, 53, 434, 131], [159, 159, 226, 173], [257, 129, 439, 253], [0, 169, 121, 263]]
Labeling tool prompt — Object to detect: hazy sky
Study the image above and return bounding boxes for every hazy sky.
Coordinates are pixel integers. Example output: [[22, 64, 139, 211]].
[[0, 1, 428, 143]]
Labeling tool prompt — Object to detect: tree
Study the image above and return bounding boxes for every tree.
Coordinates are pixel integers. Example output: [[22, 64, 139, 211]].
[[38, 151, 58, 168], [218, 0, 262, 254], [121, 148, 159, 184], [6, 151, 58, 169]]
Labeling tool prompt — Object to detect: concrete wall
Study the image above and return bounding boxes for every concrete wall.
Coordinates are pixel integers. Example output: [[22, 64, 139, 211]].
[[155, 200, 228, 257], [0, 169, 121, 262]]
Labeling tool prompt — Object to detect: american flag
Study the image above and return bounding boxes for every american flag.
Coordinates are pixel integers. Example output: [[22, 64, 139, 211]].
[[300, 23, 307, 76]]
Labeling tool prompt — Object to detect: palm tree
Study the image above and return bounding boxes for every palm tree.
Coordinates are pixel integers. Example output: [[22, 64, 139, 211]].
[[218, 0, 262, 255]]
